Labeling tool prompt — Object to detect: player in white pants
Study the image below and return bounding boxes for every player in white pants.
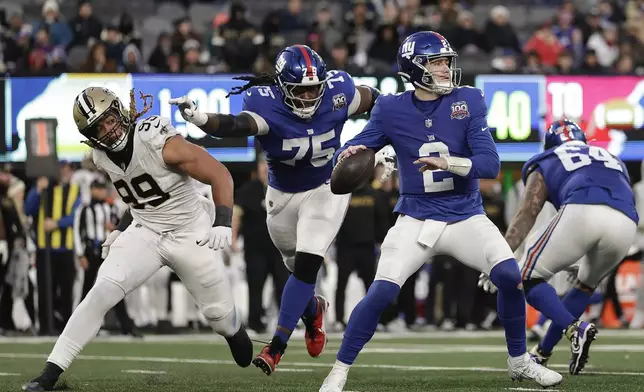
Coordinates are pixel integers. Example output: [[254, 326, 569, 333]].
[[23, 87, 253, 391]]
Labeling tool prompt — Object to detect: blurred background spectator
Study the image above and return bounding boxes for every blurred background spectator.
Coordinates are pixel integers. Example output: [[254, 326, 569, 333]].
[[0, 0, 641, 76]]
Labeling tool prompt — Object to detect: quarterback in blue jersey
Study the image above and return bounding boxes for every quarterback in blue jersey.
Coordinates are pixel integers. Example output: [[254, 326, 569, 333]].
[[319, 31, 563, 392], [169, 44, 380, 375], [481, 120, 637, 375]]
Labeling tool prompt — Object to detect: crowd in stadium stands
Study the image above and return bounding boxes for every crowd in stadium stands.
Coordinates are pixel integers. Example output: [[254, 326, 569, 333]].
[[0, 0, 643, 76]]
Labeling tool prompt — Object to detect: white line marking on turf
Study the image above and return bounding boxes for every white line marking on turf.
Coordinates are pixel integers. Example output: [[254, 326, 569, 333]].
[[507, 388, 562, 392], [0, 372, 21, 376], [2, 329, 644, 343], [122, 370, 166, 375], [1, 353, 643, 376], [276, 368, 314, 372]]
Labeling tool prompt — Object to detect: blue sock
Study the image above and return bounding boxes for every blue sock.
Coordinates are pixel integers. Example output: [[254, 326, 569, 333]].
[[337, 280, 400, 365], [274, 275, 315, 343], [540, 288, 592, 353], [525, 281, 575, 329], [490, 259, 527, 358], [536, 312, 548, 327], [302, 296, 318, 320], [589, 291, 603, 304]]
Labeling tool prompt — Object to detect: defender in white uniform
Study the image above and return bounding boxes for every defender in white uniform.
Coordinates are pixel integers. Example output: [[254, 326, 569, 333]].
[[23, 88, 253, 391]]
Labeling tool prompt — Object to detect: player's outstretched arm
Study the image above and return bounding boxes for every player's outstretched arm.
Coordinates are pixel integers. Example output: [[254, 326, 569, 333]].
[[169, 96, 267, 138], [162, 135, 234, 213], [349, 85, 380, 116], [334, 99, 390, 165], [459, 90, 501, 179], [504, 171, 548, 252]]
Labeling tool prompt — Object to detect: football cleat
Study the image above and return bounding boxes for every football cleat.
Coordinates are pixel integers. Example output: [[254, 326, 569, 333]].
[[566, 320, 597, 375], [22, 362, 62, 391], [225, 325, 254, 367], [252, 340, 286, 376], [508, 353, 563, 388], [529, 344, 552, 366], [303, 295, 329, 358], [319, 366, 348, 392]]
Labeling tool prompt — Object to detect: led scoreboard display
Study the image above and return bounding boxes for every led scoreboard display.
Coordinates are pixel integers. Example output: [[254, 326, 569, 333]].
[[476, 75, 644, 161], [3, 74, 643, 162], [475, 76, 545, 144]]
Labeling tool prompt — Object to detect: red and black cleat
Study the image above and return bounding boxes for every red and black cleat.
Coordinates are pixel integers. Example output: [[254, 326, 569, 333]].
[[303, 295, 329, 358], [252, 339, 286, 376]]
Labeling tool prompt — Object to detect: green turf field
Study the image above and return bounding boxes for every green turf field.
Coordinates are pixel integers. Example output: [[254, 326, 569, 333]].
[[1, 330, 643, 392]]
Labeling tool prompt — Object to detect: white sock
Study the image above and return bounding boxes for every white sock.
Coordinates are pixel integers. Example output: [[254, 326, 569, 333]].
[[508, 352, 528, 365], [333, 359, 352, 372], [47, 279, 124, 370]]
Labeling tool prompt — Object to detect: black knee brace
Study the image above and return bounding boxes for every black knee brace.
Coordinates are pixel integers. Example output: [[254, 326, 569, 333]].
[[293, 252, 324, 284], [523, 278, 547, 294]]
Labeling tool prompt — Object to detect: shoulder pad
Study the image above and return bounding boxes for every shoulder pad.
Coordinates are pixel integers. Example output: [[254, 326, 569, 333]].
[[458, 85, 485, 98], [242, 86, 279, 113], [136, 116, 178, 150]]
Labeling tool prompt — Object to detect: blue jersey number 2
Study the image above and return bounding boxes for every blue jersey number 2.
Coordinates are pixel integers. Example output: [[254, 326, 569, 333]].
[[419, 142, 455, 192], [282, 129, 336, 167]]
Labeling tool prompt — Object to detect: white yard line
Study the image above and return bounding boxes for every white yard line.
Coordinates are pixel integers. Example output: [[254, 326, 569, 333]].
[[507, 388, 562, 392], [122, 370, 167, 375], [0, 372, 21, 376], [2, 329, 644, 344], [2, 352, 643, 376]]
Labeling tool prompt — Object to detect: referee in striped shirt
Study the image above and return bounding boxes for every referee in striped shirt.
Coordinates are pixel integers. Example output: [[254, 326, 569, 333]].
[[74, 180, 139, 337]]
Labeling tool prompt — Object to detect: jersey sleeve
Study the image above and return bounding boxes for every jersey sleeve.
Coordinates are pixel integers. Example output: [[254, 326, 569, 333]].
[[327, 70, 358, 118], [91, 150, 102, 171], [463, 87, 500, 179], [334, 95, 390, 165], [137, 116, 179, 165], [241, 88, 272, 135], [521, 153, 545, 184]]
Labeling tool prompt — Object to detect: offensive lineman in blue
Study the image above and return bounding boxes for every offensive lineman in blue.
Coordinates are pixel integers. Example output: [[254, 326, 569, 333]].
[[169, 44, 381, 375], [319, 32, 562, 392], [480, 120, 637, 375]]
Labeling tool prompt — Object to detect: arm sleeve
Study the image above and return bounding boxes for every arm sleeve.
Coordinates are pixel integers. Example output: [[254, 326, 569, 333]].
[[73, 206, 87, 257], [24, 187, 41, 217], [241, 90, 271, 135], [465, 90, 500, 179], [57, 196, 81, 228], [334, 98, 390, 165]]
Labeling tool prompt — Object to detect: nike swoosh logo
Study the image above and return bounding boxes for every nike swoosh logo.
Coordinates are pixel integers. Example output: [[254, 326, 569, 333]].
[[482, 127, 489, 132]]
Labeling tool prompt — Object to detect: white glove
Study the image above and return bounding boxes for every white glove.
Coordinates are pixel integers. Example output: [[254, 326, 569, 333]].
[[478, 272, 498, 294], [168, 96, 208, 126], [374, 145, 397, 182], [101, 230, 122, 259], [197, 226, 232, 250], [0, 240, 8, 266]]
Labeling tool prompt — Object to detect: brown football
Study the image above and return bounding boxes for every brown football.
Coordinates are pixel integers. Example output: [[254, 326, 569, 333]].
[[330, 148, 375, 195]]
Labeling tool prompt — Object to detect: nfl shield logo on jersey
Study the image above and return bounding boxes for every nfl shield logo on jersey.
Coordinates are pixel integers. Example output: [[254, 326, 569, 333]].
[[450, 101, 470, 120], [425, 119, 433, 128], [332, 93, 347, 110]]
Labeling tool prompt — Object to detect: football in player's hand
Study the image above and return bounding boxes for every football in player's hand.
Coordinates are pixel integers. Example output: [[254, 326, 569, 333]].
[[331, 148, 375, 194]]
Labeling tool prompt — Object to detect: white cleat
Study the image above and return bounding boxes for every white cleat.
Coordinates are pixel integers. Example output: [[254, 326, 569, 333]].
[[508, 353, 563, 388], [319, 366, 348, 392]]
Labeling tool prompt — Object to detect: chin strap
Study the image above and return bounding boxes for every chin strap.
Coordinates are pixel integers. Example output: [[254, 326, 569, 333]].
[[444, 156, 472, 177]]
